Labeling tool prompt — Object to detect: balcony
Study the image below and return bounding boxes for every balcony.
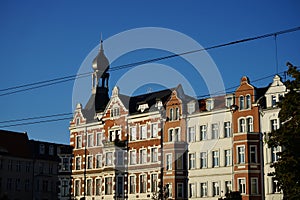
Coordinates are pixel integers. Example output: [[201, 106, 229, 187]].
[[103, 139, 127, 148]]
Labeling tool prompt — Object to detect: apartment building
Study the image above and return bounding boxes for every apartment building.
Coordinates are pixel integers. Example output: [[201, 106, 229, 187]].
[[70, 41, 285, 200]]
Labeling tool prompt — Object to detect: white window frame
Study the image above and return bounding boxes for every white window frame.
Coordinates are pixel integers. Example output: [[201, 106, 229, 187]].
[[129, 150, 137, 165], [271, 119, 278, 131], [87, 155, 93, 169], [105, 152, 113, 166], [189, 153, 196, 169], [246, 94, 251, 109], [96, 132, 103, 146], [200, 152, 207, 168], [200, 125, 207, 140], [224, 121, 231, 138], [130, 126, 137, 141], [200, 182, 207, 197], [238, 178, 246, 194], [166, 153, 172, 170], [151, 173, 158, 193], [139, 148, 147, 164], [212, 150, 219, 167], [139, 174, 147, 193], [247, 117, 253, 132], [239, 96, 244, 110], [225, 149, 232, 166], [140, 125, 147, 140], [105, 177, 112, 195], [213, 181, 220, 196], [239, 118, 246, 133], [95, 178, 101, 196], [87, 133, 94, 147], [237, 145, 245, 164], [151, 147, 158, 163], [75, 156, 81, 170], [188, 127, 195, 142], [86, 178, 92, 196], [76, 135, 82, 149], [212, 123, 219, 139], [151, 123, 158, 138], [129, 175, 136, 194], [96, 154, 102, 168]]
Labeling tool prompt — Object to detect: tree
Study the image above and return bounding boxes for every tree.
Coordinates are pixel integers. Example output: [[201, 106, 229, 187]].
[[267, 62, 300, 200]]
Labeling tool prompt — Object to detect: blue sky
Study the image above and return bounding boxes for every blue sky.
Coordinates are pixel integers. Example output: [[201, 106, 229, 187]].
[[0, 1, 299, 144]]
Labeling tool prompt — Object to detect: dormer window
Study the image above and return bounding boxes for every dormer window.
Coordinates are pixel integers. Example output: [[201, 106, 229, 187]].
[[246, 95, 251, 109], [138, 103, 149, 113], [271, 95, 277, 107], [206, 99, 214, 111], [225, 96, 234, 108], [111, 107, 120, 117], [187, 102, 195, 114], [239, 96, 244, 110]]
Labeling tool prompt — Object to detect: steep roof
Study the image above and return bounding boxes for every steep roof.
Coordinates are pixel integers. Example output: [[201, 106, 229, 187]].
[[0, 130, 31, 158]]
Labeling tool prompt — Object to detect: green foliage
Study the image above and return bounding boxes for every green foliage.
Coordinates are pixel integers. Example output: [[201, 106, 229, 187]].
[[267, 62, 300, 200]]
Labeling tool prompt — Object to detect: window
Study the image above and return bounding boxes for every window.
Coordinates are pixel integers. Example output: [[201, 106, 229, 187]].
[[140, 125, 147, 139], [117, 151, 124, 166], [177, 183, 184, 198], [117, 176, 124, 197], [25, 179, 30, 192], [25, 162, 31, 172], [75, 157, 81, 170], [239, 96, 244, 110], [61, 180, 69, 197], [175, 107, 180, 120], [272, 146, 281, 163], [129, 176, 136, 194], [168, 129, 173, 142], [76, 135, 82, 149], [176, 153, 184, 169], [225, 149, 232, 166], [200, 182, 207, 197], [272, 95, 277, 107], [109, 129, 120, 142], [174, 128, 180, 141], [105, 152, 113, 166], [15, 178, 21, 191], [168, 128, 180, 142], [86, 179, 92, 196], [151, 174, 158, 192], [105, 177, 112, 195], [130, 150, 136, 165], [251, 178, 258, 194], [140, 149, 147, 164], [212, 123, 219, 139], [49, 145, 54, 155], [187, 102, 195, 114], [87, 155, 93, 169], [16, 161, 21, 172], [39, 144, 45, 154], [206, 99, 214, 111], [213, 182, 220, 196], [151, 123, 158, 138], [225, 181, 232, 194], [250, 145, 257, 163], [96, 154, 102, 168], [237, 146, 245, 164], [111, 107, 120, 117], [212, 150, 219, 167], [169, 108, 174, 121], [247, 117, 253, 132], [189, 153, 196, 169], [224, 122, 231, 138], [238, 178, 246, 194], [96, 132, 102, 146], [151, 148, 158, 163], [6, 178, 12, 191], [200, 152, 207, 168], [271, 119, 278, 131], [140, 174, 147, 193], [95, 178, 101, 195], [246, 94, 251, 109], [188, 127, 195, 142], [167, 183, 173, 198], [226, 96, 234, 107], [200, 125, 207, 140], [130, 126, 137, 141], [239, 118, 246, 132], [76, 118, 80, 126], [166, 154, 172, 170], [189, 183, 196, 197], [75, 180, 80, 196], [272, 178, 280, 193], [87, 134, 93, 147]]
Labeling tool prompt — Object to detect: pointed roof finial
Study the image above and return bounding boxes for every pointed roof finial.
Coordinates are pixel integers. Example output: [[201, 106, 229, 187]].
[[100, 33, 103, 51]]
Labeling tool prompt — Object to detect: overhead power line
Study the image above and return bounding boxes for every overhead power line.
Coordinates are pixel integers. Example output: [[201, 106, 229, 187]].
[[0, 26, 299, 97]]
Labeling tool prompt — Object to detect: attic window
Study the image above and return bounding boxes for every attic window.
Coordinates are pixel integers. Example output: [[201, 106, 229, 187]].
[[111, 107, 120, 117], [187, 102, 195, 114], [225, 96, 234, 108], [206, 99, 214, 111], [138, 103, 149, 113]]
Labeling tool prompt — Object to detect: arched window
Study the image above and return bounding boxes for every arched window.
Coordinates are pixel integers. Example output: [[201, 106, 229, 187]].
[[247, 117, 253, 132], [239, 96, 244, 110], [246, 95, 251, 109], [175, 107, 179, 120], [169, 108, 174, 121], [239, 118, 246, 132]]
